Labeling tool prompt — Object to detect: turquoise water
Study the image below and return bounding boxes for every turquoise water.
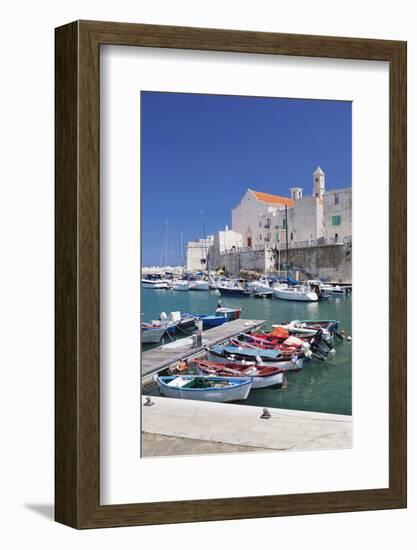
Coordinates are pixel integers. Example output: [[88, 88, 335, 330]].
[[142, 290, 352, 416]]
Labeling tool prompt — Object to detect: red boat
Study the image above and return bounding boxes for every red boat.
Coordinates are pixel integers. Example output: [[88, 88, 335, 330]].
[[191, 359, 285, 389]]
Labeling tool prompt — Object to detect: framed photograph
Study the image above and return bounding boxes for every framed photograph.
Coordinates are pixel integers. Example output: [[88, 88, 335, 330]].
[[55, 20, 406, 528]]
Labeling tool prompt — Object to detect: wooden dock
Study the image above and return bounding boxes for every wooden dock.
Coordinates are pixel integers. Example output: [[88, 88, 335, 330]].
[[141, 318, 265, 386]]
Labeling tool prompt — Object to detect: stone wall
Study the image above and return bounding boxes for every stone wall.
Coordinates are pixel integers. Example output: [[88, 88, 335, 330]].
[[211, 242, 352, 282]]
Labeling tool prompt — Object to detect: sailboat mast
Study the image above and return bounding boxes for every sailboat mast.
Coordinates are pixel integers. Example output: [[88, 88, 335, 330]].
[[200, 210, 206, 273], [180, 231, 185, 273], [165, 219, 168, 268], [285, 206, 289, 277]]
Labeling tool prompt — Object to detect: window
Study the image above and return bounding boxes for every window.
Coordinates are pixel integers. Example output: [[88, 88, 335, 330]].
[[334, 194, 339, 205], [259, 221, 261, 228], [332, 215, 341, 226], [276, 233, 279, 242], [290, 232, 294, 241], [335, 233, 339, 242], [260, 234, 262, 240], [247, 237, 252, 247], [282, 218, 286, 229]]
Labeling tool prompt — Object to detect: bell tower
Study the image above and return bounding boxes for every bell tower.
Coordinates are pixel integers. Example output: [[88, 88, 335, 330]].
[[313, 166, 325, 199]]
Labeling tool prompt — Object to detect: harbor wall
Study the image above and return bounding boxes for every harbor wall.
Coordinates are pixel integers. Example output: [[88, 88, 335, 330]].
[[211, 242, 352, 282]]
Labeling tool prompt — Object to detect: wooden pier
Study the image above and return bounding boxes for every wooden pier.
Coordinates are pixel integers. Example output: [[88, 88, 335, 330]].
[[141, 318, 265, 386]]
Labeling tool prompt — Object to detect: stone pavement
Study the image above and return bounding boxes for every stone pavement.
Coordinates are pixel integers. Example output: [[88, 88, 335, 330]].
[[141, 396, 352, 456]]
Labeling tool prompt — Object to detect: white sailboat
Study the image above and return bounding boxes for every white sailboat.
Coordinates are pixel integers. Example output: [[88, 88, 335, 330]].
[[273, 284, 318, 302], [189, 280, 210, 291], [172, 232, 190, 291], [173, 280, 190, 291]]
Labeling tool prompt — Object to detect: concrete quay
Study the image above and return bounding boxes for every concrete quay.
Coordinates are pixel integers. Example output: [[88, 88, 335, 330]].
[[141, 396, 352, 457]]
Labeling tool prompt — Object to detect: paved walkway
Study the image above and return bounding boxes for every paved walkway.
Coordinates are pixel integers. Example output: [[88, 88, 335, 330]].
[[142, 433, 269, 457], [141, 396, 352, 456]]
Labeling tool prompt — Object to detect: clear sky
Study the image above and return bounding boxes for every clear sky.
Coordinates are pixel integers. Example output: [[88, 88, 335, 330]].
[[141, 91, 351, 266]]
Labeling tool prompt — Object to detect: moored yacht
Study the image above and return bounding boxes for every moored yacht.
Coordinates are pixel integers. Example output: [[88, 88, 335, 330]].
[[273, 284, 318, 302]]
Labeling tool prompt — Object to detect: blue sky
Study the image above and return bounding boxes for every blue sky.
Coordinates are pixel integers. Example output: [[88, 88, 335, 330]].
[[141, 92, 351, 266]]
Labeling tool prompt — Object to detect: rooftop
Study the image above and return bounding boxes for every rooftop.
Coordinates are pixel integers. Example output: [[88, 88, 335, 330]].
[[250, 189, 294, 207]]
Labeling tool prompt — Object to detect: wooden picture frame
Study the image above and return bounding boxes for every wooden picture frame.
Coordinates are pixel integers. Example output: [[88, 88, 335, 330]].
[[55, 20, 407, 529]]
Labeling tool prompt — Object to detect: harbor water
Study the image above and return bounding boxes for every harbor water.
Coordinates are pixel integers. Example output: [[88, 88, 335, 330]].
[[142, 290, 352, 416]]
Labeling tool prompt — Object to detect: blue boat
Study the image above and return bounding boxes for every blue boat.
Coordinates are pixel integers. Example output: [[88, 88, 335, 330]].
[[193, 314, 229, 329], [154, 375, 252, 402]]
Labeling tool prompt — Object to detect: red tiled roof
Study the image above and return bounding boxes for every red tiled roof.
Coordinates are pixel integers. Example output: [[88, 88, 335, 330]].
[[250, 189, 294, 207]]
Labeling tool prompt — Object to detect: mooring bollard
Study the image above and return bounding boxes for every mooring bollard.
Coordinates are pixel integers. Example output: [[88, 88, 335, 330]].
[[195, 318, 203, 347], [260, 408, 271, 419]]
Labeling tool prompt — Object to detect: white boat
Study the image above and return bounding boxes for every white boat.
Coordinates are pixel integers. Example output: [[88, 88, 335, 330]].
[[247, 278, 271, 293], [189, 280, 210, 291], [307, 280, 348, 297], [172, 280, 190, 291], [273, 285, 318, 302], [154, 375, 252, 402], [141, 325, 166, 343], [328, 285, 347, 296], [142, 277, 170, 289]]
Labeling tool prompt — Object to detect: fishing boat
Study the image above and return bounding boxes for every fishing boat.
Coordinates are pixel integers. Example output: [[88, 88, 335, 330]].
[[142, 319, 177, 336], [195, 314, 228, 329], [206, 344, 303, 371], [141, 325, 167, 344], [295, 319, 340, 333], [272, 320, 333, 343], [235, 334, 312, 358], [161, 311, 197, 331], [273, 284, 318, 302], [154, 375, 252, 402], [215, 304, 241, 320], [192, 359, 285, 389]]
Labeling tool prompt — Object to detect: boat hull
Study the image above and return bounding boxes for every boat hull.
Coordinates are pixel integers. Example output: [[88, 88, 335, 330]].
[[218, 286, 249, 296], [206, 350, 303, 371], [154, 375, 252, 402], [141, 326, 165, 343], [273, 288, 318, 301], [142, 280, 170, 289], [195, 365, 284, 388], [198, 315, 228, 329], [189, 281, 210, 291], [173, 283, 190, 291], [216, 307, 241, 321]]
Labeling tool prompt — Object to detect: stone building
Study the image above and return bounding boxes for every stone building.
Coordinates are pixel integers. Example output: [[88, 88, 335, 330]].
[[233, 167, 351, 247], [186, 236, 213, 272], [186, 167, 352, 281]]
